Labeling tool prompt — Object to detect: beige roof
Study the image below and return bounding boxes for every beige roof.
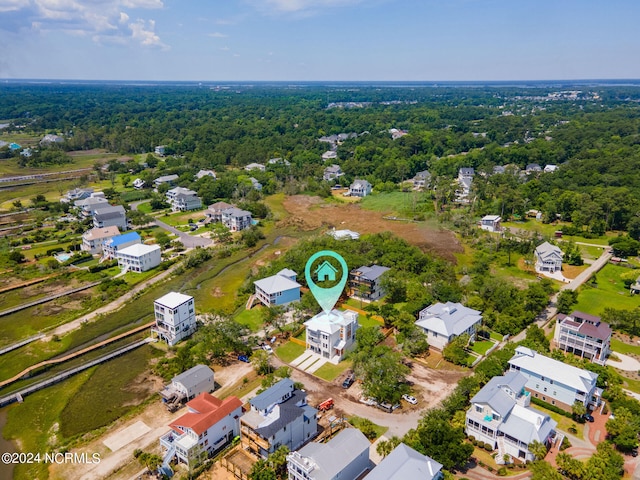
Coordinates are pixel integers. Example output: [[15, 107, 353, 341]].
[[83, 226, 120, 241]]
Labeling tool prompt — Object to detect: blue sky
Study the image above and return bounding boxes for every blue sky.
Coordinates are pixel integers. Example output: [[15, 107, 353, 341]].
[[0, 0, 639, 81]]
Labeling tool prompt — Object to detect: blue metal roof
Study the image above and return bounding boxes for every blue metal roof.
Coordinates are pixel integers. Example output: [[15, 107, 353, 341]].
[[108, 231, 140, 247]]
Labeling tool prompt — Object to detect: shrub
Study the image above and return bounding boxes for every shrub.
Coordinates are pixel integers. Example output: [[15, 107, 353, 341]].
[[484, 443, 493, 452], [497, 467, 508, 476]]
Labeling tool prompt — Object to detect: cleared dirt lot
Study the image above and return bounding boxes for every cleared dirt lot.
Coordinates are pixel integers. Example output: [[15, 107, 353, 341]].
[[282, 195, 462, 261]]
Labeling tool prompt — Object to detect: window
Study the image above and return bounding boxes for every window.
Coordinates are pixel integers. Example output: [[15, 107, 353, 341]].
[[544, 387, 547, 392], [475, 405, 483, 413]]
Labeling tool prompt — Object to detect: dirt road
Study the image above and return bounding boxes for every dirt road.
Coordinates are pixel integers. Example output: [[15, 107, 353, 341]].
[[273, 356, 468, 438]]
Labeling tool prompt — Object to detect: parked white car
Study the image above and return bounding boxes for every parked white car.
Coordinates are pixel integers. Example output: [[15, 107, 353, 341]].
[[402, 394, 418, 405], [262, 345, 273, 354]]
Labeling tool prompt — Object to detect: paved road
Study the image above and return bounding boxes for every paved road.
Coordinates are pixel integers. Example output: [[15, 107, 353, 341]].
[[130, 200, 212, 248], [153, 218, 212, 248], [511, 248, 612, 343]]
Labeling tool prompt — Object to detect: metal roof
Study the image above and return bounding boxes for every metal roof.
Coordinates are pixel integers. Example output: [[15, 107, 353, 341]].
[[155, 291, 193, 309], [173, 365, 214, 391], [509, 347, 598, 392], [254, 272, 301, 295], [366, 443, 443, 480], [415, 302, 483, 338]]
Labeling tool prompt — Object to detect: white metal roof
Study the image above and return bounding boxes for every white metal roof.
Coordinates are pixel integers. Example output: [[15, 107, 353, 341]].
[[118, 243, 160, 257], [509, 346, 597, 392], [155, 291, 194, 309]]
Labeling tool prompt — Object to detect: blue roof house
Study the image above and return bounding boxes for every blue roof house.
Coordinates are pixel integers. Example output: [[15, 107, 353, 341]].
[[315, 261, 338, 282], [254, 269, 302, 307], [102, 231, 141, 259]]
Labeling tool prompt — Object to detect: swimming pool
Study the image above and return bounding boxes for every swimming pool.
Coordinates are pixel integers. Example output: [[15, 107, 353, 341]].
[[56, 253, 72, 262]]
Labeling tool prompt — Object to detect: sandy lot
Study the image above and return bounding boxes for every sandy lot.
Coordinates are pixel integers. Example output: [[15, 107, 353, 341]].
[[281, 195, 462, 261]]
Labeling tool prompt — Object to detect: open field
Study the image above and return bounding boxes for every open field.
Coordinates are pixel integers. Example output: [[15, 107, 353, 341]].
[[502, 220, 616, 246], [348, 415, 388, 440], [282, 195, 462, 261], [360, 191, 434, 217], [611, 337, 640, 356], [59, 344, 163, 438], [234, 307, 265, 332], [574, 264, 640, 315], [276, 341, 306, 363]]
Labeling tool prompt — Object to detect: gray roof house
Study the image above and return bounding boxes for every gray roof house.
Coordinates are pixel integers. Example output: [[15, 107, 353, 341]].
[[154, 174, 179, 188], [241, 379, 318, 458], [323, 164, 344, 181], [159, 364, 215, 404], [366, 443, 443, 480], [254, 269, 302, 307], [286, 428, 371, 480], [221, 206, 252, 232], [508, 346, 602, 412], [465, 371, 557, 464], [534, 242, 563, 273], [348, 179, 372, 197], [415, 302, 483, 350], [93, 205, 127, 231], [348, 265, 391, 301], [412, 170, 431, 189]]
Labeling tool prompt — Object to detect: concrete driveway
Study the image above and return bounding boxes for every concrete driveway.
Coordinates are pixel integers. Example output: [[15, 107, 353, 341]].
[[154, 218, 212, 248]]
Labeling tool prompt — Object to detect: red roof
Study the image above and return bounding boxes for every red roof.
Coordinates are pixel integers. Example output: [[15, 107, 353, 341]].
[[170, 393, 242, 436]]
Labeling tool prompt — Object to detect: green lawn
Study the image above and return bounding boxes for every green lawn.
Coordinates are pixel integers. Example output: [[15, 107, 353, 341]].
[[471, 340, 495, 355], [354, 313, 383, 329], [502, 220, 613, 246], [235, 308, 265, 332], [263, 193, 288, 221], [574, 264, 640, 315], [611, 338, 640, 356], [276, 341, 306, 363], [159, 210, 205, 227], [360, 191, 434, 217], [348, 416, 388, 440], [314, 360, 352, 382], [622, 376, 640, 394], [490, 331, 504, 342]]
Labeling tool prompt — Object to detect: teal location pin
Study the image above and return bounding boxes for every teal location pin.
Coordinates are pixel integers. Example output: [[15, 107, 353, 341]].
[[305, 250, 348, 314]]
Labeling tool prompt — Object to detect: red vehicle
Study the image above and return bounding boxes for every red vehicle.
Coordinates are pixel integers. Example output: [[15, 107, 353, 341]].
[[317, 398, 334, 412]]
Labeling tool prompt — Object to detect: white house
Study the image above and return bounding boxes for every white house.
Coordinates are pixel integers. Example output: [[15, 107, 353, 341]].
[[160, 365, 215, 404], [195, 169, 216, 180], [254, 269, 301, 307], [132, 178, 146, 189], [415, 302, 483, 350], [166, 187, 202, 212], [154, 174, 179, 188], [74, 194, 109, 216], [81, 226, 120, 254], [321, 150, 338, 161], [206, 201, 234, 223], [61, 187, 93, 203], [117, 243, 161, 272], [249, 177, 263, 191], [240, 379, 318, 458], [480, 215, 502, 232], [40, 134, 64, 146], [286, 428, 371, 480], [159, 393, 243, 470], [508, 346, 602, 412], [534, 242, 563, 273], [155, 145, 166, 155], [153, 292, 197, 346], [366, 443, 443, 480], [245, 162, 266, 172], [544, 164, 558, 173], [412, 170, 431, 189], [323, 164, 344, 181], [93, 205, 128, 231], [304, 309, 359, 363], [102, 231, 141, 259], [222, 207, 253, 232], [348, 179, 372, 197], [465, 371, 557, 464]]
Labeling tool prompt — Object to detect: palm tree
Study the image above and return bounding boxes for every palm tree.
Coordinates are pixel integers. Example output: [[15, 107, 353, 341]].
[[529, 440, 549, 461]]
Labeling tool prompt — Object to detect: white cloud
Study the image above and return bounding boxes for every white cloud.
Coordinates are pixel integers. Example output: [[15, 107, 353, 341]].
[[129, 18, 167, 49], [0, 0, 29, 13], [0, 0, 167, 48], [250, 0, 364, 14], [219, 46, 230, 51], [207, 32, 227, 38]]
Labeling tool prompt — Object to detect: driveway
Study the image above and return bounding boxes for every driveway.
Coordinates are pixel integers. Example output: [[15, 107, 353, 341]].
[[606, 352, 640, 371], [154, 218, 212, 248]]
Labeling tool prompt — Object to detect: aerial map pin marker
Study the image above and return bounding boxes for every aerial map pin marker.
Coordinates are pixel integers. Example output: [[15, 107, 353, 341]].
[[304, 250, 348, 314]]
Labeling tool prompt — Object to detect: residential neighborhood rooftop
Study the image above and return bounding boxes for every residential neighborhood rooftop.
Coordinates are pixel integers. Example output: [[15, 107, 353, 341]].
[[365, 443, 443, 480], [155, 291, 193, 309]]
